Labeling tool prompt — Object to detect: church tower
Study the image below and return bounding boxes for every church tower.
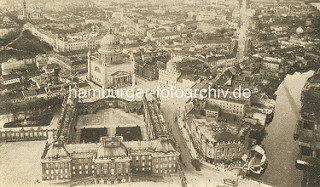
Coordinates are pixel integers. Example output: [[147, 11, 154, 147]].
[[23, 0, 27, 19], [87, 49, 91, 80], [130, 52, 136, 88]]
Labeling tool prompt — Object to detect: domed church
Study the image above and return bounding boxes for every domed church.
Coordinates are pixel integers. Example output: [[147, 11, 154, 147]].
[[87, 30, 134, 88]]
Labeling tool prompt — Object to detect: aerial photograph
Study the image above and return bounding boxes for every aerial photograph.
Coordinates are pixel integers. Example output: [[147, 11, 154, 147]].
[[0, 0, 319, 186]]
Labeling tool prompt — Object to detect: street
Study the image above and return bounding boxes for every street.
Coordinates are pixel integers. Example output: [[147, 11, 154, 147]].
[[160, 99, 194, 171]]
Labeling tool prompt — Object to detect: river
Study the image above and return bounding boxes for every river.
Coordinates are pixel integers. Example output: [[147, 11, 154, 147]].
[[261, 71, 314, 187]]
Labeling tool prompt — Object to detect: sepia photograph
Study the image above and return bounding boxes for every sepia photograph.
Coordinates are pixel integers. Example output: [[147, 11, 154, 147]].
[[0, 0, 320, 186]]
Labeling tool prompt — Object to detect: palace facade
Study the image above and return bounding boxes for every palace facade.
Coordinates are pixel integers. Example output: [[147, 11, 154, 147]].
[[42, 136, 179, 184], [41, 96, 179, 184]]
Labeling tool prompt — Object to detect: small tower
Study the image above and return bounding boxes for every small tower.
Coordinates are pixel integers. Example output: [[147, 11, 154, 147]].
[[87, 49, 91, 80], [130, 52, 136, 88], [23, 0, 27, 19]]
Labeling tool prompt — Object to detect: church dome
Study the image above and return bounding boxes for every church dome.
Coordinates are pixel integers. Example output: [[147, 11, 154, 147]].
[[100, 33, 119, 50], [296, 27, 303, 34]]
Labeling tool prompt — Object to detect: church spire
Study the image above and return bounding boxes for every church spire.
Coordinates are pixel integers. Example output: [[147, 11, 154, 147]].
[[23, 0, 27, 18], [87, 48, 91, 57]]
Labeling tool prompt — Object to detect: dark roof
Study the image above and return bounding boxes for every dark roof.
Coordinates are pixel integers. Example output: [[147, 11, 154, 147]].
[[46, 63, 60, 69], [204, 105, 220, 112], [215, 131, 239, 142], [7, 91, 24, 100], [77, 82, 90, 89], [224, 69, 234, 78], [23, 90, 37, 97], [72, 60, 87, 65], [2, 74, 20, 81], [36, 88, 47, 95], [110, 71, 130, 77]]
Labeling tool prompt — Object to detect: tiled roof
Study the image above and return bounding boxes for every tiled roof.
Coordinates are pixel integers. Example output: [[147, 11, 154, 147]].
[[2, 74, 20, 81]]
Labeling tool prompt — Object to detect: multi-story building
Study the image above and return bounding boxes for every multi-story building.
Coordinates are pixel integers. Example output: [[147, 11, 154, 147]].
[[203, 105, 220, 119], [1, 74, 20, 85], [186, 118, 248, 163], [21, 0, 44, 20], [295, 120, 320, 170], [0, 15, 18, 38], [41, 96, 179, 184], [262, 61, 280, 72], [42, 136, 179, 184], [133, 51, 170, 81], [158, 56, 199, 90], [206, 98, 247, 117], [1, 58, 35, 75]]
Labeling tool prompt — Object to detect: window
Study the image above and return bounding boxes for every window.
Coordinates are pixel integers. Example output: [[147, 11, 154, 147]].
[[94, 66, 101, 73]]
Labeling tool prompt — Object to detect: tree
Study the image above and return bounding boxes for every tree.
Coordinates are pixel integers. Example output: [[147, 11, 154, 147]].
[[191, 159, 202, 171]]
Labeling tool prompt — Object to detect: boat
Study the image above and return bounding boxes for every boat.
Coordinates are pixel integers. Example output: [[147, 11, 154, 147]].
[[246, 145, 268, 175]]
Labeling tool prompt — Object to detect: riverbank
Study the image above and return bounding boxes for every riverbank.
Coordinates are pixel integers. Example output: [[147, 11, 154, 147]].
[[300, 69, 320, 123], [296, 68, 320, 186]]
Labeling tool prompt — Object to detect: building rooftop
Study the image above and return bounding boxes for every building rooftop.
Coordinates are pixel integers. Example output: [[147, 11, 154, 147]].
[[2, 74, 20, 81], [204, 104, 221, 112], [192, 118, 241, 143]]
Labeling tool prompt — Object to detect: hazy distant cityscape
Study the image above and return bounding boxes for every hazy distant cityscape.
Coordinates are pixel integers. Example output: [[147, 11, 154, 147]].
[[0, 0, 320, 187]]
